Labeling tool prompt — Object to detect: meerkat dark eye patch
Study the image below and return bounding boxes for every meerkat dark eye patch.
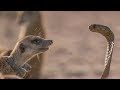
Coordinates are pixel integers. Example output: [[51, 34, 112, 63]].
[[31, 38, 42, 45], [19, 43, 26, 53]]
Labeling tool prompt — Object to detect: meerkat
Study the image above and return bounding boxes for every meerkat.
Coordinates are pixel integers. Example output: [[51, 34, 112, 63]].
[[0, 35, 53, 78], [1, 11, 46, 78], [17, 11, 46, 39], [16, 11, 46, 78]]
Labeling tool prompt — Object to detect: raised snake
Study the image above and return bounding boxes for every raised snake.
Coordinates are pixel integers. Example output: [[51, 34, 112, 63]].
[[89, 24, 114, 79]]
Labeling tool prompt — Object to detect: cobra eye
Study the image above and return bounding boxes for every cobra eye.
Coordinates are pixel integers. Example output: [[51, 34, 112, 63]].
[[31, 38, 42, 45]]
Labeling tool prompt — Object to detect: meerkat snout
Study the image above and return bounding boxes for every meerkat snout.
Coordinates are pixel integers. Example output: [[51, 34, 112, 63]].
[[47, 40, 53, 45], [41, 40, 53, 47]]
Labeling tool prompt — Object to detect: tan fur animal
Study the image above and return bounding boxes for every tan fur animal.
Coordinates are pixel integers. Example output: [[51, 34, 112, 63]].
[[1, 11, 46, 78], [16, 11, 46, 78], [17, 11, 46, 39], [0, 35, 53, 78]]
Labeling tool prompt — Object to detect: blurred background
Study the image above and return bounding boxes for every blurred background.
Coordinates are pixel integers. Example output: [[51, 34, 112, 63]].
[[0, 11, 120, 79]]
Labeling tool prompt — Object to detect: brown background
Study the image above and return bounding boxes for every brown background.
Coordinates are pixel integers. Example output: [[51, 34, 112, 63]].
[[0, 11, 120, 79]]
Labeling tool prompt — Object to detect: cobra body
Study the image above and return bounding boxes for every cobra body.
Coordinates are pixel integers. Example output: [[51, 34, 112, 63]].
[[89, 24, 114, 79]]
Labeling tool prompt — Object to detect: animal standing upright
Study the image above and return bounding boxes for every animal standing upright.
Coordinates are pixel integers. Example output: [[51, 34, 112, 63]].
[[17, 11, 46, 78], [89, 24, 114, 79], [1, 11, 46, 78]]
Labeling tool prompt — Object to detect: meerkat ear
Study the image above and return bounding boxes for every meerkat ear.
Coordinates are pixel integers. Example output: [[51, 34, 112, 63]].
[[19, 43, 26, 53]]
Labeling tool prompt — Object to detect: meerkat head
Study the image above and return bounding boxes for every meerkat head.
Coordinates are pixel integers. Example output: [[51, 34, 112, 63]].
[[13, 35, 53, 58], [17, 11, 40, 25]]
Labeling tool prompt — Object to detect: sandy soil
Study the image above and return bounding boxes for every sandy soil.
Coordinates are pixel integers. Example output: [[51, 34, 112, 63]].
[[0, 11, 120, 79]]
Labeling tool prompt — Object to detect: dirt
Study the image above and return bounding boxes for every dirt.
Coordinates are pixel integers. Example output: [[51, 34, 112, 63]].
[[0, 11, 120, 79]]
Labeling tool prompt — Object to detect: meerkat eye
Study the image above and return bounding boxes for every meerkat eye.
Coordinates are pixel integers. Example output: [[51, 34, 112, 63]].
[[31, 38, 42, 45]]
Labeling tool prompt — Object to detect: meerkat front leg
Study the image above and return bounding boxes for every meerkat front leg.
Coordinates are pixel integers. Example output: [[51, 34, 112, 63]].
[[0, 50, 32, 74], [0, 51, 30, 78], [18, 63, 32, 78], [21, 63, 32, 72], [16, 68, 28, 78]]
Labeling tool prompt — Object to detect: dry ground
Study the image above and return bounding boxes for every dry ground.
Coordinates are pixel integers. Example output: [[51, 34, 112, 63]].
[[0, 11, 120, 79]]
